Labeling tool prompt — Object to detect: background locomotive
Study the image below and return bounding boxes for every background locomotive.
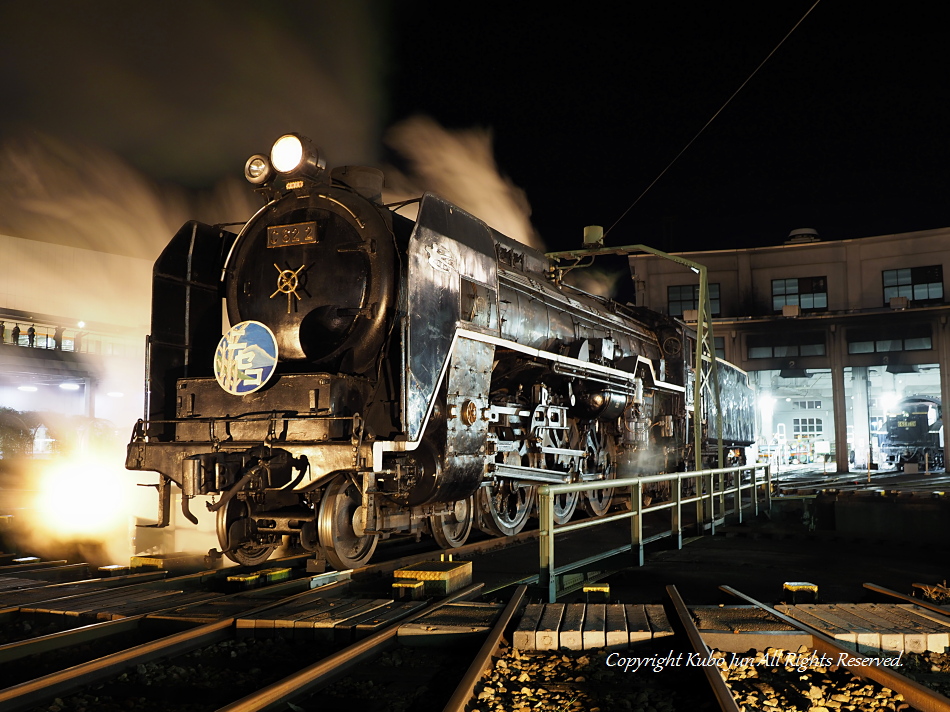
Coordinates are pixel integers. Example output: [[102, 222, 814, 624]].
[[878, 395, 944, 469], [126, 133, 755, 570]]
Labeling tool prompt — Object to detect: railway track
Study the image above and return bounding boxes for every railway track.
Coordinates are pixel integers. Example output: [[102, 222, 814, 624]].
[[0, 573, 524, 712], [0, 534, 539, 712], [668, 584, 950, 711], [6, 517, 950, 711], [5, 553, 950, 710]]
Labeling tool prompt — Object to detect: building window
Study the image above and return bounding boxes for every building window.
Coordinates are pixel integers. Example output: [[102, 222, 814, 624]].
[[772, 277, 828, 312], [793, 400, 821, 410], [714, 336, 725, 360], [793, 418, 822, 436], [668, 283, 720, 317], [882, 265, 943, 305], [847, 325, 933, 354], [747, 331, 826, 359]]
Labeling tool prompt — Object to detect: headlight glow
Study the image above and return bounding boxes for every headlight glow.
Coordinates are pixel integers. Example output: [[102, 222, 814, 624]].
[[271, 135, 304, 173]]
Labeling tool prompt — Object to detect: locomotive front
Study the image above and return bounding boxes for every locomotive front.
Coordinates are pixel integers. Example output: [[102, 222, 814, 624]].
[[229, 135, 395, 375], [127, 134, 405, 568]]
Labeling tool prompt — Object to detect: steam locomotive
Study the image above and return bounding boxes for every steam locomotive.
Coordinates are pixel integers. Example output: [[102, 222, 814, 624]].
[[878, 395, 944, 469], [126, 133, 755, 569]]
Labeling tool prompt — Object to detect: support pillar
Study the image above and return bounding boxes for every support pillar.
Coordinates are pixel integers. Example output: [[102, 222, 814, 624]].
[[850, 366, 871, 470], [829, 325, 850, 474], [937, 316, 950, 443], [83, 377, 95, 418]]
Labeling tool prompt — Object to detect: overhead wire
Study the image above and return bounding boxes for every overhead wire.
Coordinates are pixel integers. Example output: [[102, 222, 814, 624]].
[[603, 0, 823, 240]]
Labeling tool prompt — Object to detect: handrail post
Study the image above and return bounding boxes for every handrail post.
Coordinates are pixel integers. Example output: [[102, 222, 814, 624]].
[[672, 471, 683, 550], [736, 467, 744, 523], [538, 485, 556, 603], [718, 471, 725, 520], [753, 465, 760, 516], [694, 471, 703, 535], [632, 480, 644, 565], [707, 470, 716, 534]]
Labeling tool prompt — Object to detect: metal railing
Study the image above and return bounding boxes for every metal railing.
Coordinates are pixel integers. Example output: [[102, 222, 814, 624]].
[[537, 464, 771, 602]]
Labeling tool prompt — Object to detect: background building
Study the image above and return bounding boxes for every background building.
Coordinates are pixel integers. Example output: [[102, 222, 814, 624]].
[[0, 231, 151, 454], [630, 227, 950, 473]]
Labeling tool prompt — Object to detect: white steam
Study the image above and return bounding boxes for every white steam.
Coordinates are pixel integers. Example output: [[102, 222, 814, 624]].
[[0, 133, 256, 260], [383, 116, 544, 250]]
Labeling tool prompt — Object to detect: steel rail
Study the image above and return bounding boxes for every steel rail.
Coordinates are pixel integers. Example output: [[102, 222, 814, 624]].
[[0, 562, 90, 580], [864, 582, 950, 618], [666, 585, 742, 712], [442, 584, 527, 712], [721, 585, 950, 712], [0, 570, 169, 612], [0, 617, 233, 712], [0, 559, 68, 573], [0, 614, 144, 665], [352, 525, 540, 579], [216, 582, 486, 712]]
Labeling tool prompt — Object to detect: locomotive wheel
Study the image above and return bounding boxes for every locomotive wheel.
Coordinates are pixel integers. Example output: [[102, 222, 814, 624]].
[[581, 425, 616, 517], [552, 490, 579, 524], [215, 498, 277, 566], [429, 496, 474, 549], [544, 426, 579, 525], [477, 480, 536, 536], [317, 476, 379, 570]]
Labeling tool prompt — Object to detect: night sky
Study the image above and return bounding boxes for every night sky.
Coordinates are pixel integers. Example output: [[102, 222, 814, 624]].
[[1, 1, 947, 256]]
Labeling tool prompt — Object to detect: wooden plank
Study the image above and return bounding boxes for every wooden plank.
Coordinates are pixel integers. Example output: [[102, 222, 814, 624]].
[[558, 604, 585, 650], [605, 603, 628, 650], [536, 603, 565, 651], [582, 603, 607, 649], [513, 603, 544, 650]]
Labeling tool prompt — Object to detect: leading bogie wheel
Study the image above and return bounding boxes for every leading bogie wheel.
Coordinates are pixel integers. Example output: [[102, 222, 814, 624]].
[[215, 498, 277, 566], [429, 496, 474, 549], [317, 476, 379, 570]]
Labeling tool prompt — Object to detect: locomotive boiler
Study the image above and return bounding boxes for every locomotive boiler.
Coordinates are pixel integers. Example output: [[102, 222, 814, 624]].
[[126, 133, 755, 569]]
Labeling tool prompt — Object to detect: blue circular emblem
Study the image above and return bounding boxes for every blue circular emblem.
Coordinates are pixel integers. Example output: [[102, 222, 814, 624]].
[[214, 321, 279, 395]]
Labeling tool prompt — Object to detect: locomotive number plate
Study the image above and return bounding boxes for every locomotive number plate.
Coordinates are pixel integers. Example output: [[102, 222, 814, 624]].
[[267, 221, 317, 248]]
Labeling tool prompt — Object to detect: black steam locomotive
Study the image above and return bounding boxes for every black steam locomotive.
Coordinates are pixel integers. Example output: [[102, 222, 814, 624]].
[[126, 133, 755, 569], [879, 395, 944, 469]]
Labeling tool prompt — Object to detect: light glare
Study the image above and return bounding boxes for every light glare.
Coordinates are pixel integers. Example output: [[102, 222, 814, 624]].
[[271, 135, 303, 173], [32, 457, 132, 537]]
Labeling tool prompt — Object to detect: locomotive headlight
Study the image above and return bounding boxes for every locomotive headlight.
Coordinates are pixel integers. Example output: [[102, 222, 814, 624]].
[[244, 154, 273, 185], [271, 135, 303, 172], [270, 133, 326, 179]]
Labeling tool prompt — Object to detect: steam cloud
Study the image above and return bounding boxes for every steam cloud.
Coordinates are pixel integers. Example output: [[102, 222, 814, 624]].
[[383, 116, 544, 251], [0, 133, 255, 260]]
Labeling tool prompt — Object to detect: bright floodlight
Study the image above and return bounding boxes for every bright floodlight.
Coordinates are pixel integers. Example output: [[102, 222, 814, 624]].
[[59, 383, 80, 391], [271, 135, 304, 173]]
